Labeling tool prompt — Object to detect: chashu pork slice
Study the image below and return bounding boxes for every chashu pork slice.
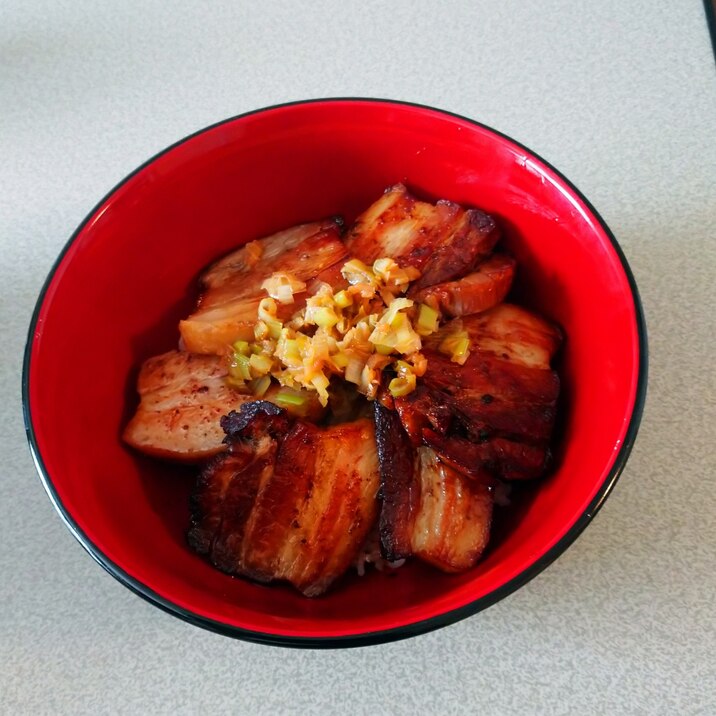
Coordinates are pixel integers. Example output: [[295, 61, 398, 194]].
[[375, 402, 493, 572], [396, 304, 562, 480], [447, 303, 562, 370], [413, 254, 516, 317], [345, 184, 500, 291], [188, 402, 380, 597], [180, 219, 348, 354], [123, 351, 324, 461]]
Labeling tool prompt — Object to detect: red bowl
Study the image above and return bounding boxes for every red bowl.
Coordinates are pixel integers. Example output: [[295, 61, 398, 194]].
[[23, 99, 647, 647]]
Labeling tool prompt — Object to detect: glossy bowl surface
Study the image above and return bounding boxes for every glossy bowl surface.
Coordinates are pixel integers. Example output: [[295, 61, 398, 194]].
[[23, 99, 646, 647]]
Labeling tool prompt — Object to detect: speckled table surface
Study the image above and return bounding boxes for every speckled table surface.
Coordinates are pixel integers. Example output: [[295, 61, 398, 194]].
[[2, 1, 715, 713]]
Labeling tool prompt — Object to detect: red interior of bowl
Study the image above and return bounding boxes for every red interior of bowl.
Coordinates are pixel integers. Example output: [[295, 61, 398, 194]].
[[26, 100, 642, 641]]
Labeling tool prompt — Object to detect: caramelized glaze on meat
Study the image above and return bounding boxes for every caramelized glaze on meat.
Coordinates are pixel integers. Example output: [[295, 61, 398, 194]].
[[411, 447, 493, 572], [374, 402, 493, 570], [123, 351, 324, 461], [422, 430, 550, 481], [397, 304, 562, 481], [374, 402, 417, 560], [345, 184, 500, 290], [122, 350, 257, 461], [188, 402, 380, 596], [180, 220, 348, 354], [393, 386, 453, 446], [413, 254, 516, 317]]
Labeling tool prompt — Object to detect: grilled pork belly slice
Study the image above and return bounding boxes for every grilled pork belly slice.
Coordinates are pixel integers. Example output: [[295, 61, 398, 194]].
[[395, 304, 561, 481], [123, 351, 324, 461], [180, 219, 348, 354], [457, 303, 562, 371], [123, 350, 257, 461], [413, 254, 516, 317], [188, 402, 380, 597], [411, 447, 493, 572], [422, 430, 550, 481], [374, 402, 493, 570], [345, 184, 500, 291], [187, 402, 288, 556], [374, 401, 416, 560], [430, 305, 561, 443], [419, 351, 559, 443]]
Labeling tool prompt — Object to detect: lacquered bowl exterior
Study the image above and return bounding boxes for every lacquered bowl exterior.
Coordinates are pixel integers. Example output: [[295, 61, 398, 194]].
[[23, 99, 647, 647]]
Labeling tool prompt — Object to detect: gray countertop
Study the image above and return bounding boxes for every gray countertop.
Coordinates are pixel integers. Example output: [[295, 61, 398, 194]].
[[2, 1, 715, 713]]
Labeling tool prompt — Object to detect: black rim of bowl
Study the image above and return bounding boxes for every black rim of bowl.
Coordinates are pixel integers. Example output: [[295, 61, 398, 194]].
[[22, 98, 649, 649]]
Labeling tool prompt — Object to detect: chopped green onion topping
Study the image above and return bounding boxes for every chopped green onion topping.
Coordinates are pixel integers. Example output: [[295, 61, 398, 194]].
[[274, 388, 308, 407]]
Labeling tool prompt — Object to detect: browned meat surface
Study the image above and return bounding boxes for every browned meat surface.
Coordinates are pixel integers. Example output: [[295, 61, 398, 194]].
[[395, 304, 561, 481], [447, 303, 562, 370], [374, 402, 493, 570], [413, 254, 516, 317], [187, 403, 286, 557], [419, 351, 559, 443], [123, 350, 257, 461], [393, 386, 453, 446], [411, 447, 493, 572], [180, 220, 348, 354], [423, 430, 550, 481], [345, 184, 500, 291], [123, 351, 324, 461], [374, 402, 416, 560], [188, 402, 380, 597]]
